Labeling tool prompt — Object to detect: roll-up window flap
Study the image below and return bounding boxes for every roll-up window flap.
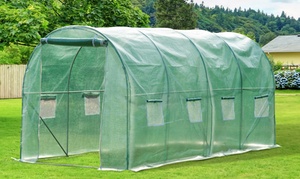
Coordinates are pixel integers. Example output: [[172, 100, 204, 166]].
[[186, 97, 202, 102], [40, 38, 108, 47], [254, 94, 269, 99], [82, 92, 100, 98], [146, 99, 163, 103], [41, 95, 56, 100]]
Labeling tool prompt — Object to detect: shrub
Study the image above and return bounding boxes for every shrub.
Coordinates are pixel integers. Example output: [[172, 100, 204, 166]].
[[268, 55, 283, 71], [274, 70, 300, 89], [0, 43, 33, 64]]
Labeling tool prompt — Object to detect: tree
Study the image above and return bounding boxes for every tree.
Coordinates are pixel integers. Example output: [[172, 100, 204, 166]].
[[49, 0, 150, 27], [233, 27, 246, 35], [259, 32, 276, 46], [100, 0, 149, 27], [0, 1, 49, 47], [140, 0, 156, 27], [0, 0, 150, 64], [281, 24, 296, 34], [155, 0, 197, 29], [0, 43, 33, 64], [132, 0, 146, 9], [0, 0, 150, 47], [266, 20, 278, 32]]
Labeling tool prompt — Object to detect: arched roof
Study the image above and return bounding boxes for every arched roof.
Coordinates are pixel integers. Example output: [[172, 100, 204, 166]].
[[43, 26, 273, 91]]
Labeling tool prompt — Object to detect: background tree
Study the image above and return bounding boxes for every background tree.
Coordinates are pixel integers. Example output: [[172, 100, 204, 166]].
[[0, 0, 149, 47], [136, 0, 156, 27], [43, 0, 149, 27], [194, 3, 300, 45], [155, 0, 197, 29], [0, 1, 49, 47], [0, 0, 149, 64], [0, 1, 49, 64], [259, 32, 276, 46], [132, 0, 146, 9], [2, 0, 300, 65]]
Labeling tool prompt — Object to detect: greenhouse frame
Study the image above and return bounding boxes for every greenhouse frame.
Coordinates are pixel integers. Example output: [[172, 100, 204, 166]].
[[20, 26, 277, 171]]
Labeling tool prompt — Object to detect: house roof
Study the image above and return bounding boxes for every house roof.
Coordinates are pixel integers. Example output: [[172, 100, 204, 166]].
[[262, 35, 300, 53]]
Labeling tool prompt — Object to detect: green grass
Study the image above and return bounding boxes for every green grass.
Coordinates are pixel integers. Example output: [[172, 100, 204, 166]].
[[1, 91, 300, 178], [275, 89, 300, 95]]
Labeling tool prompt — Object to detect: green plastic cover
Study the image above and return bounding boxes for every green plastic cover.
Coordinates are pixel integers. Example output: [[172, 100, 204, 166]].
[[21, 26, 277, 171]]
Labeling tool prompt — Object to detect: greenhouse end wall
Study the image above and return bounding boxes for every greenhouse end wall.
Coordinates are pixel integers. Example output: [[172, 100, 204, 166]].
[[20, 26, 277, 171]]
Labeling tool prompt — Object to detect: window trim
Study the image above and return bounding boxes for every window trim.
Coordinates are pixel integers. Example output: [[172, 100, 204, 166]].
[[221, 96, 235, 121], [83, 92, 100, 116], [146, 99, 164, 126], [40, 95, 57, 119], [186, 97, 202, 123], [254, 94, 269, 118]]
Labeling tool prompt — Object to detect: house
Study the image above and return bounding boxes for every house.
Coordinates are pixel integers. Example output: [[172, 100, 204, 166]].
[[262, 35, 300, 69]]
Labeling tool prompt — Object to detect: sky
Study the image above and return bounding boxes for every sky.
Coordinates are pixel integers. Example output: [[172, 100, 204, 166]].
[[194, 0, 300, 19]]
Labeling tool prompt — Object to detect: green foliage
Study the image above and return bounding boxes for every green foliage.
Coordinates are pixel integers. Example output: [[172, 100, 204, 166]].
[[259, 32, 276, 46], [132, 0, 146, 9], [194, 4, 300, 44], [139, 0, 156, 27], [268, 55, 283, 72], [1, 94, 300, 178], [274, 61, 284, 72], [0, 0, 150, 64], [155, 0, 197, 29], [1, 0, 300, 64], [0, 43, 33, 64], [55, 0, 149, 27], [99, 0, 150, 27], [131, 0, 156, 27], [0, 1, 49, 46]]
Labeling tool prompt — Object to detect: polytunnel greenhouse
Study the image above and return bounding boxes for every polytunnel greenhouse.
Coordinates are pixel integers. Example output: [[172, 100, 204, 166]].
[[20, 26, 278, 171]]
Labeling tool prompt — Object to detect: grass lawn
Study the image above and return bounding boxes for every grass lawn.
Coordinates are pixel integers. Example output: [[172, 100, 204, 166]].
[[1, 90, 300, 178]]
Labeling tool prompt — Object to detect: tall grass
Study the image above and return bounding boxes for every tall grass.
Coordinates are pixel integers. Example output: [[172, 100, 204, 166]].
[[1, 91, 300, 178]]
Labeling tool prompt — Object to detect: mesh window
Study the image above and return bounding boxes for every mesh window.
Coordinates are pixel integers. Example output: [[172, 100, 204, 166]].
[[84, 94, 100, 116], [186, 98, 202, 123], [254, 95, 269, 118], [146, 99, 164, 126], [40, 96, 56, 119], [221, 97, 235, 120]]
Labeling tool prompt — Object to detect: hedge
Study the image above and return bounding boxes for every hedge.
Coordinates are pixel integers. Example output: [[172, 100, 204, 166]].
[[274, 70, 300, 89]]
